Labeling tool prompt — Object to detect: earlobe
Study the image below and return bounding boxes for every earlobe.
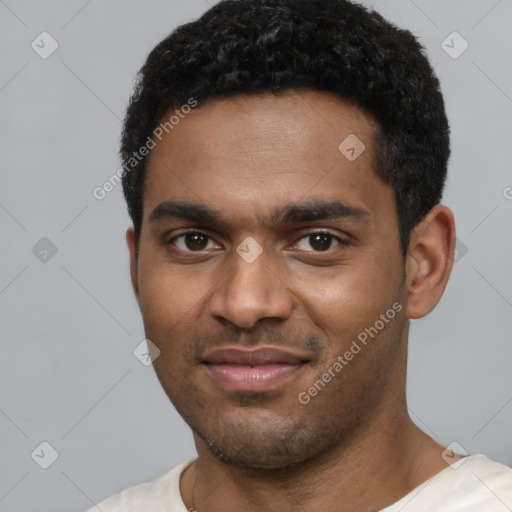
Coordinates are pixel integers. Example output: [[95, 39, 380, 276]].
[[405, 205, 455, 319], [126, 227, 140, 304]]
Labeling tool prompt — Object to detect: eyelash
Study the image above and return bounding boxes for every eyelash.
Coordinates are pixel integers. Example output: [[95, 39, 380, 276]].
[[166, 230, 349, 254]]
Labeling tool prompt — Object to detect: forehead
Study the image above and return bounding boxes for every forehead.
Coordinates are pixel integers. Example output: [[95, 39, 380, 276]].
[[142, 90, 393, 230]]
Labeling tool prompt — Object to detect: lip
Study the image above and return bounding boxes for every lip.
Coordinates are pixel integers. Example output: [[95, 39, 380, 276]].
[[202, 346, 310, 392]]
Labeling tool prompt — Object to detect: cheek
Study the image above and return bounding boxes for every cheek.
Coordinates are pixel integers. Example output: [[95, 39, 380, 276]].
[[136, 258, 204, 335], [289, 253, 402, 341]]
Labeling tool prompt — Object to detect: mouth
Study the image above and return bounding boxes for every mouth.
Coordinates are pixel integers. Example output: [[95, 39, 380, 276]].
[[201, 346, 310, 392]]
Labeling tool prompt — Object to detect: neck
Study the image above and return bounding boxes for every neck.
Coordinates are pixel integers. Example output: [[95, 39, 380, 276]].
[[182, 409, 447, 512]]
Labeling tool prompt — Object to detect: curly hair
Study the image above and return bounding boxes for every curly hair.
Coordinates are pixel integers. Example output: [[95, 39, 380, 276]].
[[121, 0, 450, 255]]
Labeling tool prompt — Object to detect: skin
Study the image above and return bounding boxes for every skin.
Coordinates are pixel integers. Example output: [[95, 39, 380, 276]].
[[126, 90, 457, 511]]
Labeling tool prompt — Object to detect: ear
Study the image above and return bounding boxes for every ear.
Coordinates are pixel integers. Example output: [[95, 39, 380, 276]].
[[126, 227, 140, 304], [405, 205, 456, 319]]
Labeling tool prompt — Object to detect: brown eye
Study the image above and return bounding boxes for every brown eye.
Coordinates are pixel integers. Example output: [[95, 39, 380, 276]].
[[295, 232, 343, 252], [309, 233, 333, 251], [184, 233, 209, 250], [169, 232, 217, 252]]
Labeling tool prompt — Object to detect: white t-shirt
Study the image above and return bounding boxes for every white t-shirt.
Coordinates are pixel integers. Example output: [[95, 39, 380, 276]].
[[87, 454, 512, 511]]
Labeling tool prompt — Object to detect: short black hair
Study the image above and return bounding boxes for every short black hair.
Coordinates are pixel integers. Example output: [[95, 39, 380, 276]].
[[121, 0, 450, 255]]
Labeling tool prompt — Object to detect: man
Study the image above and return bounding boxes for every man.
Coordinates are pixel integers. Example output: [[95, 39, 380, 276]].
[[88, 0, 512, 510]]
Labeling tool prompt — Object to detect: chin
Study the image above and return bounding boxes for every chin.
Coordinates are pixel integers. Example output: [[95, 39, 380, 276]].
[[191, 409, 341, 470]]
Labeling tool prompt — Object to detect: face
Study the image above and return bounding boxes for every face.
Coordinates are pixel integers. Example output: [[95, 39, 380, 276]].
[[128, 91, 409, 469]]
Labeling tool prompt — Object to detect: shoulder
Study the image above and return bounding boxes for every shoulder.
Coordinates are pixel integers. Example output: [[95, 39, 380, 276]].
[[85, 459, 195, 512], [460, 455, 512, 504], [384, 454, 512, 512]]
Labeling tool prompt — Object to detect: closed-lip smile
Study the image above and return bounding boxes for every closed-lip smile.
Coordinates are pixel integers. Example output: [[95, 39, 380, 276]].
[[201, 346, 310, 391]]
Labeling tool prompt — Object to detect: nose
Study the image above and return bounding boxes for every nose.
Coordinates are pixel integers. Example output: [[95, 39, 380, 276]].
[[208, 250, 294, 329]]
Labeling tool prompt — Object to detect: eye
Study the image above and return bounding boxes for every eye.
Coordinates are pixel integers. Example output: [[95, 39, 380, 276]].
[[168, 231, 220, 252], [294, 232, 344, 252]]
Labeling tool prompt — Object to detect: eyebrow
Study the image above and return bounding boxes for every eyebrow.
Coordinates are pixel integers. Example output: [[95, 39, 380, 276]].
[[148, 198, 370, 228]]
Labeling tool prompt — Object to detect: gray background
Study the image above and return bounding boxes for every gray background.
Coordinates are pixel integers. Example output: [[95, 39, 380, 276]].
[[1, 1, 511, 511]]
